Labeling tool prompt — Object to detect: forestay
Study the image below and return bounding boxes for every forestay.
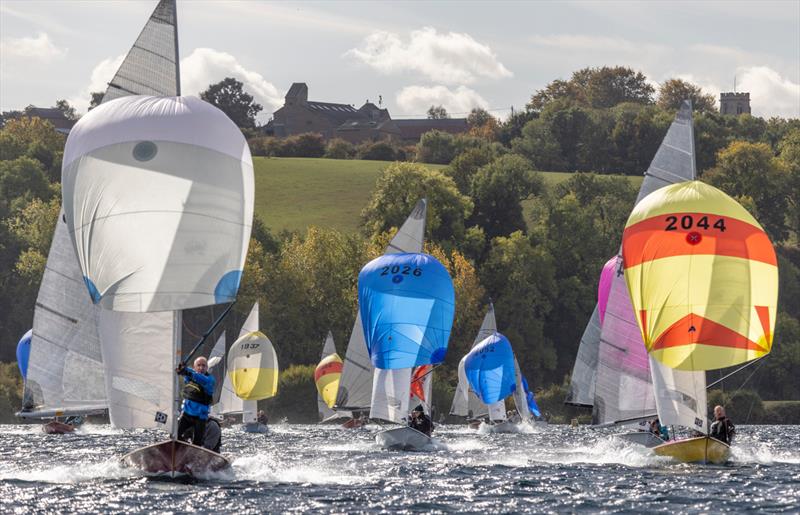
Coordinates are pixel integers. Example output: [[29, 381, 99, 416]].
[[62, 95, 254, 312]]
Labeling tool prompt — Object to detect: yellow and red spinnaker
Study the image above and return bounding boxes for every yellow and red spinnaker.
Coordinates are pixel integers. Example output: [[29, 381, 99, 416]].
[[622, 181, 778, 371], [410, 365, 432, 401], [315, 353, 342, 409]]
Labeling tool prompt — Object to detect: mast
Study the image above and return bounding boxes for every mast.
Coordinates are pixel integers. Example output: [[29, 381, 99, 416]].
[[171, 310, 181, 439]]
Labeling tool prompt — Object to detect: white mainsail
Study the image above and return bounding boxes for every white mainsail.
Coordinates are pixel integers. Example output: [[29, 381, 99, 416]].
[[512, 358, 532, 422], [18, 214, 106, 419], [368, 199, 427, 424]]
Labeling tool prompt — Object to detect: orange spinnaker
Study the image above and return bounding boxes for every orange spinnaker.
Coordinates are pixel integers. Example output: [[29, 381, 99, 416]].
[[315, 353, 342, 408], [622, 181, 778, 371], [410, 365, 432, 401]]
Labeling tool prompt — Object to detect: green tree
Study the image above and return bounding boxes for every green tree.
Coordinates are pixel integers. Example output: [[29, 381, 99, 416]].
[[200, 77, 263, 129], [704, 141, 790, 242], [467, 107, 493, 128], [469, 154, 544, 239], [361, 162, 473, 243], [445, 145, 503, 195], [657, 78, 716, 113], [6, 197, 60, 282], [0, 157, 53, 219], [528, 66, 654, 112], [88, 92, 104, 111], [427, 105, 449, 119], [778, 127, 800, 236], [324, 138, 356, 159], [511, 118, 564, 171], [416, 130, 456, 164], [54, 99, 78, 120]]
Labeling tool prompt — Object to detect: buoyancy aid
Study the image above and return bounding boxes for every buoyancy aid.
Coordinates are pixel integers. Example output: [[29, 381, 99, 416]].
[[182, 377, 213, 405]]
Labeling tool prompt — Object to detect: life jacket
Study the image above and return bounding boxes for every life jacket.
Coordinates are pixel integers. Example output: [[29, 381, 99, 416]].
[[182, 377, 213, 405]]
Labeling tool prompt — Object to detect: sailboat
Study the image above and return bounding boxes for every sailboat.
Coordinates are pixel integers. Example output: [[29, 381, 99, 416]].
[[61, 82, 253, 479], [15, 0, 181, 434], [460, 311, 537, 434], [451, 304, 537, 432], [358, 220, 456, 450], [566, 101, 704, 446], [316, 332, 347, 423], [333, 199, 428, 428], [227, 303, 279, 433], [622, 180, 778, 464]]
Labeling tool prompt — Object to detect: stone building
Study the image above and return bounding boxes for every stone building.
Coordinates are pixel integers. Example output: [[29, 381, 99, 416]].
[[266, 83, 468, 143], [719, 92, 751, 116]]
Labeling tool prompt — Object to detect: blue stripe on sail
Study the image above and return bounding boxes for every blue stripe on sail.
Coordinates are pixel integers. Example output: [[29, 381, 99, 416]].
[[83, 277, 102, 304]]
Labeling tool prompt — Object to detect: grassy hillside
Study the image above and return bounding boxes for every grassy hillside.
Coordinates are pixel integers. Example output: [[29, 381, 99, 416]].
[[253, 157, 643, 233]]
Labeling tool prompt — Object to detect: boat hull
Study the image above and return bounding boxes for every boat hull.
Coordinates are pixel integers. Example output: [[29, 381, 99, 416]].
[[376, 427, 431, 451], [121, 439, 231, 478], [342, 417, 366, 429], [617, 431, 665, 448], [242, 422, 268, 433], [42, 421, 76, 434], [653, 436, 730, 464]]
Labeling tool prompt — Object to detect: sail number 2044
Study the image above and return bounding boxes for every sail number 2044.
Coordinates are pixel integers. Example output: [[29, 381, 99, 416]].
[[665, 215, 726, 232]]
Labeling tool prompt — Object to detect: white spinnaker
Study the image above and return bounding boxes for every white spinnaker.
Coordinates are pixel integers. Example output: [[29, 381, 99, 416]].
[[512, 358, 532, 422], [99, 309, 175, 429], [21, 215, 107, 418], [318, 332, 338, 420], [650, 357, 708, 433], [370, 368, 412, 424], [61, 95, 254, 312], [450, 304, 497, 419]]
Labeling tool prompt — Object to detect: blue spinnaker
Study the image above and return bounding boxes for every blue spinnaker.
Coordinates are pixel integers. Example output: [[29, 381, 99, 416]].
[[522, 377, 541, 418], [464, 333, 516, 404], [16, 329, 32, 380], [358, 252, 455, 369]]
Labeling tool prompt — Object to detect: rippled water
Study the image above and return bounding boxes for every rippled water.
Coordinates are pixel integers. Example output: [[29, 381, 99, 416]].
[[1, 423, 798, 513]]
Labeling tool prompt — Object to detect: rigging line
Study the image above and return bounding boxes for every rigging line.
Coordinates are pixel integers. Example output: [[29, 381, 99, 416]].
[[705, 355, 767, 390]]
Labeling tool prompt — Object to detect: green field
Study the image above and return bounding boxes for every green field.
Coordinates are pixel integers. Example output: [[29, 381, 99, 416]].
[[254, 157, 642, 233]]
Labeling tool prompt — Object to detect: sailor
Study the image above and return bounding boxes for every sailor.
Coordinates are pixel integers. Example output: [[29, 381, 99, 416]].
[[709, 405, 735, 444], [408, 404, 433, 436], [176, 356, 216, 446], [257, 410, 268, 426], [650, 418, 669, 441], [203, 416, 222, 453]]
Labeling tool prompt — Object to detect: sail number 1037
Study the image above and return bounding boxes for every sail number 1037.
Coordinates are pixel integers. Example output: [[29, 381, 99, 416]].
[[380, 265, 422, 277], [665, 215, 726, 232]]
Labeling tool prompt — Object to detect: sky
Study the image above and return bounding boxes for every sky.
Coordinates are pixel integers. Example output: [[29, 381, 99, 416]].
[[1, 0, 799, 122]]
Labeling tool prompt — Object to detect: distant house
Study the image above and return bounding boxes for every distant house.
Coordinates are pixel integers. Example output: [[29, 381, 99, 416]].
[[266, 83, 468, 144], [1, 107, 76, 134]]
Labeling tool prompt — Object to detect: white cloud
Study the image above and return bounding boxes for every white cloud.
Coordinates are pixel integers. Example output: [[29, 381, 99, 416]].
[[66, 54, 125, 113], [0, 32, 66, 61], [180, 48, 283, 120], [735, 66, 800, 118], [529, 34, 668, 56], [395, 85, 488, 115], [346, 27, 512, 84]]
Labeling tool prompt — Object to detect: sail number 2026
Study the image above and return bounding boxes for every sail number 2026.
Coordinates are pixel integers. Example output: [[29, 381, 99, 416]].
[[380, 265, 422, 277], [665, 215, 726, 232]]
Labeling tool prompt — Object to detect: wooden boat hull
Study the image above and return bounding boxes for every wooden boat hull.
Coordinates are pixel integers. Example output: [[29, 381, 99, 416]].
[[617, 431, 665, 448], [375, 426, 431, 451], [653, 436, 730, 464], [121, 439, 231, 479], [341, 417, 366, 429], [42, 421, 76, 434]]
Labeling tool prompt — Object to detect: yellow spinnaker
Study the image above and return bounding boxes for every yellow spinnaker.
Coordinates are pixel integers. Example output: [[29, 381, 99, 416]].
[[315, 353, 342, 409], [227, 330, 279, 400], [622, 181, 778, 371]]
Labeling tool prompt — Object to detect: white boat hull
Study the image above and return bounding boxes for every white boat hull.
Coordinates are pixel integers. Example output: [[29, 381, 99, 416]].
[[375, 427, 431, 451], [616, 431, 666, 448], [121, 439, 230, 479]]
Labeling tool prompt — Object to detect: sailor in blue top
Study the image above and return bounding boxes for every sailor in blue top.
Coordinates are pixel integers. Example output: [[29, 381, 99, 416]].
[[176, 356, 216, 446]]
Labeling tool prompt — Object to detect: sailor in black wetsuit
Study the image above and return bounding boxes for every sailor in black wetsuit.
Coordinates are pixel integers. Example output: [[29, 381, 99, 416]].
[[709, 405, 735, 444], [408, 404, 433, 436]]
